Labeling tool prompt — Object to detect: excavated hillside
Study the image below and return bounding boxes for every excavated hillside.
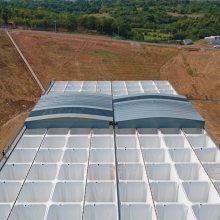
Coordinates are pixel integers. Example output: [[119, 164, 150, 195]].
[[0, 31, 41, 154]]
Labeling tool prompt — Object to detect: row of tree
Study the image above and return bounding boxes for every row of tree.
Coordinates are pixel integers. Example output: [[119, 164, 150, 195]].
[[0, 6, 132, 37], [1, 0, 220, 41]]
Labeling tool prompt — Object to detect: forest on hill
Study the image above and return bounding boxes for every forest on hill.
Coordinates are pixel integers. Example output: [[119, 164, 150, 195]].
[[1, 0, 220, 42]]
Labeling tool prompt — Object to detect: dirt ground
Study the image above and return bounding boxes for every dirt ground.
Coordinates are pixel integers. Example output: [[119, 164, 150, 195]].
[[0, 31, 41, 156], [160, 49, 220, 147], [10, 31, 178, 88], [0, 30, 220, 154]]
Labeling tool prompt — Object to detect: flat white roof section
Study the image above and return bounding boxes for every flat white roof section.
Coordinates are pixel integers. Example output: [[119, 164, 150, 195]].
[[47, 80, 177, 96], [0, 81, 219, 220]]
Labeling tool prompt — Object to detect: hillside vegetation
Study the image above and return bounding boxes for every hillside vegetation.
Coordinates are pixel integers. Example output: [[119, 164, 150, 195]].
[[1, 0, 220, 42]]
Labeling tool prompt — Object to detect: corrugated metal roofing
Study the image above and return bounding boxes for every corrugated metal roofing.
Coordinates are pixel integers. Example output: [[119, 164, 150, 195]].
[[114, 95, 204, 128], [26, 82, 204, 129], [34, 92, 112, 110], [113, 93, 187, 103], [26, 93, 113, 128]]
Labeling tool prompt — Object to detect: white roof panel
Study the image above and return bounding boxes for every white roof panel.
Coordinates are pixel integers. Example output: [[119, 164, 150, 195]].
[[1, 127, 220, 220], [47, 81, 177, 96], [0, 81, 219, 220]]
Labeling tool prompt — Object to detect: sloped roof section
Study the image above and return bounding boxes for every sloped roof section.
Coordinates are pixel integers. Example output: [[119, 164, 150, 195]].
[[113, 93, 187, 103], [114, 94, 205, 128], [25, 82, 205, 129], [25, 92, 113, 128]]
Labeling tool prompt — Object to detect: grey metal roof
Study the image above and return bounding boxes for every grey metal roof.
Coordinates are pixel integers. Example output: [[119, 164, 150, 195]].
[[113, 93, 187, 103], [114, 94, 204, 128], [25, 93, 113, 128], [25, 82, 205, 129], [34, 92, 112, 110]]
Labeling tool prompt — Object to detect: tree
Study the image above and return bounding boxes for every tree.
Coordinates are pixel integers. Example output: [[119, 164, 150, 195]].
[[102, 18, 114, 34], [66, 15, 77, 31], [1, 6, 12, 24], [117, 19, 132, 37], [0, 18, 3, 26], [86, 16, 98, 30]]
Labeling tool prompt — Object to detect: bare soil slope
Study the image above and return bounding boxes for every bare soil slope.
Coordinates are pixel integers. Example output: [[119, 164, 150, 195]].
[[0, 31, 41, 155], [11, 31, 178, 87], [160, 49, 220, 146]]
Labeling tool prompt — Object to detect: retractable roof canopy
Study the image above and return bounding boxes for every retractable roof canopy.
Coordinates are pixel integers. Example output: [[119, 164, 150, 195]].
[[26, 92, 113, 128], [113, 94, 204, 128], [25, 82, 204, 129]]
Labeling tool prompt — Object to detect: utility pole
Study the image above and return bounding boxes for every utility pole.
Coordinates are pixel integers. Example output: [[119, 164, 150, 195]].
[[54, 20, 57, 33]]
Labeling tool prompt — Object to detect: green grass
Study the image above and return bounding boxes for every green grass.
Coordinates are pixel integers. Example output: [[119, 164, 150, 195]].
[[132, 28, 173, 43], [144, 32, 171, 41], [90, 50, 116, 58], [182, 54, 195, 76]]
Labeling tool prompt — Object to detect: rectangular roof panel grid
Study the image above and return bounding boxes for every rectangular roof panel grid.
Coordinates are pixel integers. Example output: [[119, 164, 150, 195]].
[[47, 81, 178, 96], [0, 81, 219, 220]]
